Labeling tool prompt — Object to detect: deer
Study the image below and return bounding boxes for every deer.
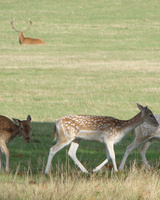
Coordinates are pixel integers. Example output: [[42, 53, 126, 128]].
[[119, 114, 160, 171], [45, 104, 159, 174], [0, 115, 32, 172], [10, 19, 45, 45]]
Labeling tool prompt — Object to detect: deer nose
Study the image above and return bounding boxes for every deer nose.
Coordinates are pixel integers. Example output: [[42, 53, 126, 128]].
[[25, 137, 31, 143]]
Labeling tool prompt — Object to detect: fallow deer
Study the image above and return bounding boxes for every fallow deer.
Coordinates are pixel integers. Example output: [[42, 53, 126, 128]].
[[119, 114, 160, 171], [10, 19, 45, 45], [0, 115, 32, 172], [45, 104, 159, 174]]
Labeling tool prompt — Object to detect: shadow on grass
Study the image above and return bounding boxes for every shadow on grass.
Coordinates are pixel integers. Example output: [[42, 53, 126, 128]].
[[3, 121, 107, 175], [2, 121, 160, 175]]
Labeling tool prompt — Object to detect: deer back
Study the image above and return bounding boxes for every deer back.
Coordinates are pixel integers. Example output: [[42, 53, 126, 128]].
[[0, 115, 18, 141]]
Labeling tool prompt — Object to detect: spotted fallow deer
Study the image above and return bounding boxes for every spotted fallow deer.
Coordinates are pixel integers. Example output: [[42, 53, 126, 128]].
[[0, 115, 32, 172], [45, 104, 159, 174], [119, 114, 160, 171], [10, 19, 45, 45]]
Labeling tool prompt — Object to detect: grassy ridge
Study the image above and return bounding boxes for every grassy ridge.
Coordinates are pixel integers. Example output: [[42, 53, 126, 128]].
[[0, 0, 160, 199]]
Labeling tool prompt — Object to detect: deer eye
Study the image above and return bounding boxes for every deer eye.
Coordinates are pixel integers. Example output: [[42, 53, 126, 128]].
[[149, 114, 153, 117]]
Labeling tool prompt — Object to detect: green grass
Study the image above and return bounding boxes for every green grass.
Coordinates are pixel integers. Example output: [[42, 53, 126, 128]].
[[0, 0, 160, 199]]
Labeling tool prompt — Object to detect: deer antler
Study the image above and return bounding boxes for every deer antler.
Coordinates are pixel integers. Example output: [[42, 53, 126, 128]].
[[22, 20, 32, 33], [10, 19, 21, 32], [10, 19, 32, 33]]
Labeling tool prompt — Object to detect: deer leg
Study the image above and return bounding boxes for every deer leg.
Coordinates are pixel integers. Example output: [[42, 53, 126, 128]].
[[139, 141, 151, 169], [0, 149, 2, 169], [119, 140, 140, 171], [92, 142, 111, 172], [106, 141, 118, 172], [68, 139, 88, 173], [45, 140, 72, 175], [0, 141, 9, 172]]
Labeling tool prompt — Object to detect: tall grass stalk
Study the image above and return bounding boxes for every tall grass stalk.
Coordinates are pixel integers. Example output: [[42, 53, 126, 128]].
[[0, 163, 160, 200]]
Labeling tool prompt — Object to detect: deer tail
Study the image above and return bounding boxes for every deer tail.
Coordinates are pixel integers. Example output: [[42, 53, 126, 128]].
[[131, 129, 135, 136], [54, 120, 58, 141]]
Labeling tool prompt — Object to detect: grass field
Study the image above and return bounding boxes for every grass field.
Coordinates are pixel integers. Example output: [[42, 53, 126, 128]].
[[0, 0, 160, 199]]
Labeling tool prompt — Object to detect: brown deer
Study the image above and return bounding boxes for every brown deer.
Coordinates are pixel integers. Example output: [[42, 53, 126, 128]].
[[0, 115, 32, 172], [119, 114, 160, 171], [45, 104, 159, 174], [10, 19, 45, 45]]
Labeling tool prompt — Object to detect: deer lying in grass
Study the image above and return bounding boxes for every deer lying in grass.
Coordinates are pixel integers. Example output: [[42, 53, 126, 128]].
[[10, 19, 45, 45], [45, 104, 159, 174], [0, 115, 31, 172], [119, 114, 160, 171]]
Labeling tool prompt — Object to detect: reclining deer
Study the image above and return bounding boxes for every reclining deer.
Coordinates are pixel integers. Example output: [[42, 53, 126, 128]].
[[10, 19, 45, 45], [0, 115, 31, 172], [45, 104, 159, 174], [119, 114, 160, 171]]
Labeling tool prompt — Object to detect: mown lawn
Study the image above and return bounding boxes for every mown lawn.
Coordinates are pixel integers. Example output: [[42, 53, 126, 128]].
[[0, 0, 160, 199]]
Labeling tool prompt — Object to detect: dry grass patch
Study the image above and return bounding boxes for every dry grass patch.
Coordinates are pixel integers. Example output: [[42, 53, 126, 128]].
[[0, 164, 160, 200]]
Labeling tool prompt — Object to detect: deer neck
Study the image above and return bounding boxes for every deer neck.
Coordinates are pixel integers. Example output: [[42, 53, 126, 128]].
[[19, 32, 25, 44], [122, 111, 143, 134], [13, 124, 23, 137]]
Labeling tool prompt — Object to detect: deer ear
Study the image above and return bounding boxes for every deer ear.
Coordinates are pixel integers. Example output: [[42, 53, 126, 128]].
[[141, 106, 148, 116], [136, 103, 148, 115], [27, 115, 31, 122], [137, 103, 145, 111], [12, 118, 21, 124]]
